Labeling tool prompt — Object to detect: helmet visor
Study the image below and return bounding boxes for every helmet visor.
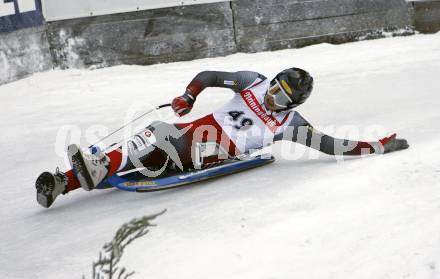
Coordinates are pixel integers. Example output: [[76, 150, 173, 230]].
[[267, 79, 293, 110]]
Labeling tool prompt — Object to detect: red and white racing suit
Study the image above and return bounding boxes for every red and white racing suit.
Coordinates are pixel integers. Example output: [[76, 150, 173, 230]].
[[63, 71, 392, 192]]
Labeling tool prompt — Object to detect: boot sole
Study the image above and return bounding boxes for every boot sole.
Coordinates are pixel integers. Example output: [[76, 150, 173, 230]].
[[68, 145, 95, 191], [35, 172, 55, 208]]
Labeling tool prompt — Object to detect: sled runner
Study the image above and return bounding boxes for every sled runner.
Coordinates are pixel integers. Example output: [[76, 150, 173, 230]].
[[97, 154, 275, 192]]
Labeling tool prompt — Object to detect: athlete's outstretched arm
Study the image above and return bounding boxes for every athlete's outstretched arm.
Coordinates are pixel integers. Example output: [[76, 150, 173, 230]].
[[274, 112, 409, 155], [186, 71, 266, 95], [172, 71, 266, 116]]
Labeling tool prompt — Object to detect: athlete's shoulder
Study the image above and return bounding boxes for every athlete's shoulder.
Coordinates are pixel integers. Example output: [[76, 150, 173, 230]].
[[285, 110, 311, 127], [235, 71, 267, 81], [244, 75, 269, 90]]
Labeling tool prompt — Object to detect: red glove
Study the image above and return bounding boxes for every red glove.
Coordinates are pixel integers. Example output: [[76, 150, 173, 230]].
[[379, 133, 409, 153], [172, 92, 195, 117]]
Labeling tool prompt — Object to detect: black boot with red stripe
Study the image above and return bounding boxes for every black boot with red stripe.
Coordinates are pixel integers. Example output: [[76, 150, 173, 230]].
[[35, 168, 68, 208]]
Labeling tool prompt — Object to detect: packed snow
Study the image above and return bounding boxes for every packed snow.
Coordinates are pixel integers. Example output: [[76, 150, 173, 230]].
[[1, 33, 440, 279]]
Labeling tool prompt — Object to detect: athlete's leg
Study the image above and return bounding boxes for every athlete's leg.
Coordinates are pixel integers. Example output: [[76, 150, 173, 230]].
[[62, 147, 128, 193], [66, 120, 192, 191], [36, 118, 231, 208]]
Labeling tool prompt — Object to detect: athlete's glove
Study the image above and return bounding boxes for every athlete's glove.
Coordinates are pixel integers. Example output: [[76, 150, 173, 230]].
[[379, 133, 409, 154], [172, 92, 195, 117]]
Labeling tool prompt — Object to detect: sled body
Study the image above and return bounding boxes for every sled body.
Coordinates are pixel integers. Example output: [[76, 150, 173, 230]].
[[97, 155, 275, 192]]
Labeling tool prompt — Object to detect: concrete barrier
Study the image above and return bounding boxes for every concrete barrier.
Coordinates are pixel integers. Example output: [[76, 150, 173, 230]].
[[0, 0, 52, 85], [45, 2, 236, 69], [232, 0, 414, 52], [0, 0, 420, 85], [412, 0, 440, 33], [0, 26, 52, 85]]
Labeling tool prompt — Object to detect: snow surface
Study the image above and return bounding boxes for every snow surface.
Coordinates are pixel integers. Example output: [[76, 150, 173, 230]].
[[1, 33, 440, 279]]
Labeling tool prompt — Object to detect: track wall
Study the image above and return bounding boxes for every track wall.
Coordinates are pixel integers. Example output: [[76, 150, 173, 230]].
[[412, 0, 440, 33], [0, 0, 424, 85], [0, 0, 52, 85]]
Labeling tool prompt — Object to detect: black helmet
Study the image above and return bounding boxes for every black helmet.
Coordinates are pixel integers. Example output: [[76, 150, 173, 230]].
[[265, 68, 314, 111]]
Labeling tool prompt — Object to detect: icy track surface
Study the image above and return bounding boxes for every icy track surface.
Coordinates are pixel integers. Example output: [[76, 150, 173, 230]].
[[1, 33, 440, 279]]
